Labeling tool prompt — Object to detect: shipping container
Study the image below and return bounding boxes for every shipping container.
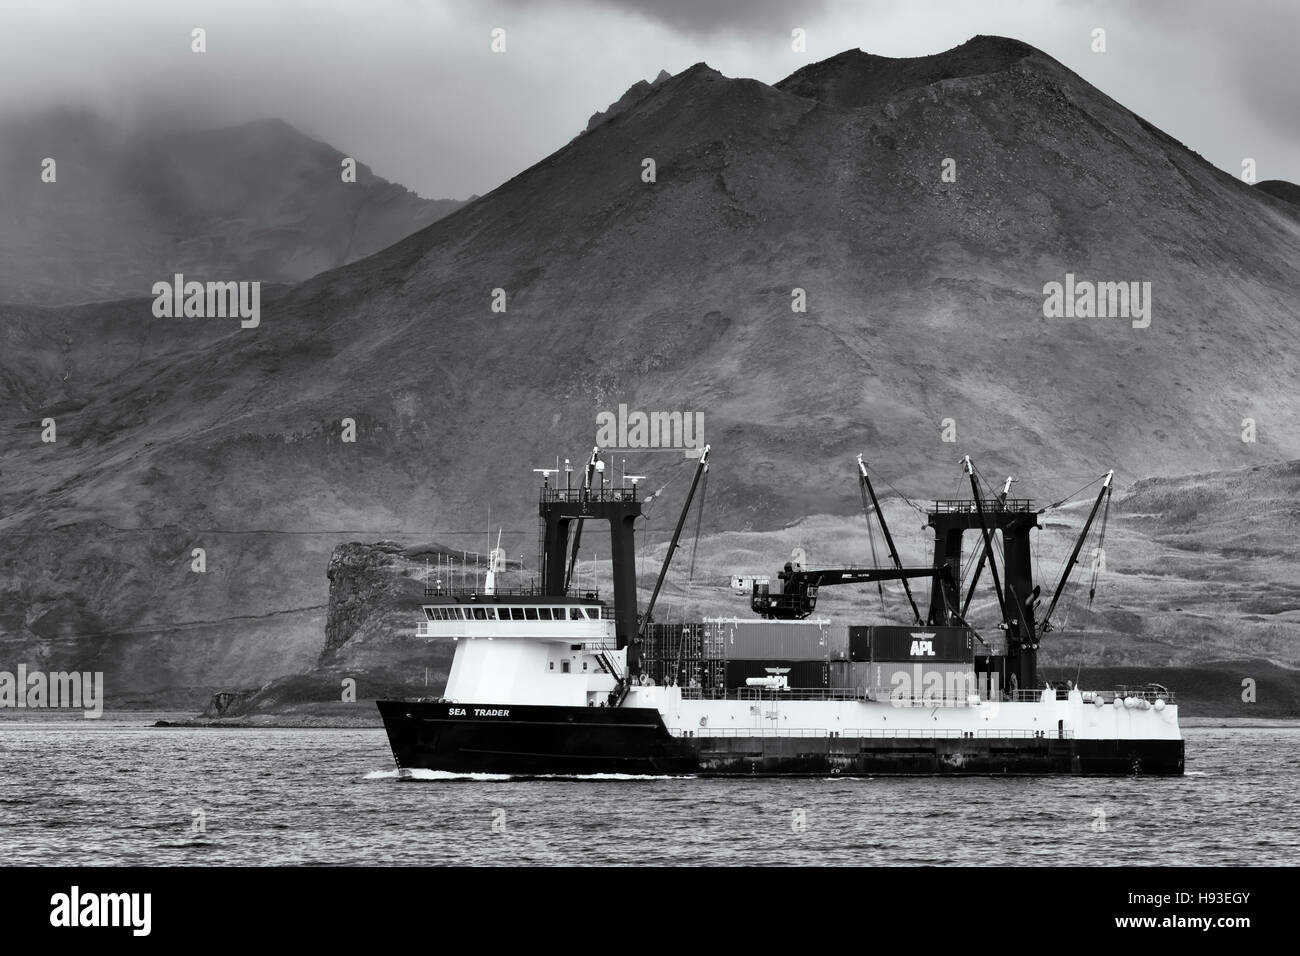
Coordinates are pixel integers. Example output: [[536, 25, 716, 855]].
[[723, 659, 829, 690], [828, 660, 874, 693], [849, 626, 872, 662], [706, 619, 845, 661], [642, 622, 725, 663], [867, 625, 974, 663], [825, 624, 849, 660]]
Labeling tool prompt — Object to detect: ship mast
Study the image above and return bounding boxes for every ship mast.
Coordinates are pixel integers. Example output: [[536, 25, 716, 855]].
[[965, 456, 1013, 633], [537, 450, 643, 664]]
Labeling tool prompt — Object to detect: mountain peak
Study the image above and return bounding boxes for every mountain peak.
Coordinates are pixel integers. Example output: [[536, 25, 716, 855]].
[[776, 35, 1055, 109], [586, 67, 676, 131]]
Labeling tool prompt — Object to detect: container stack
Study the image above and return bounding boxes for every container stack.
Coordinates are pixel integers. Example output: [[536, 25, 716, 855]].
[[649, 619, 977, 698], [841, 625, 977, 700], [704, 619, 847, 690]]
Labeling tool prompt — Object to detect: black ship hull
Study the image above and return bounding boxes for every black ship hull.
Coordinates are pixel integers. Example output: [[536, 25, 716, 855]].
[[377, 700, 1185, 777]]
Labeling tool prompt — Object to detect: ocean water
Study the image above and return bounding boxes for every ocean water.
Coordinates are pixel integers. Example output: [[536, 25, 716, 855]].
[[0, 719, 1295, 866]]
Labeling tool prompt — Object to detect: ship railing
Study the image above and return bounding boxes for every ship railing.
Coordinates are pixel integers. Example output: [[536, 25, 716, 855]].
[[422, 585, 601, 600], [668, 727, 1075, 740], [930, 498, 1033, 514], [675, 687, 981, 704], [1004, 688, 1176, 703], [677, 687, 867, 701], [540, 487, 640, 504]]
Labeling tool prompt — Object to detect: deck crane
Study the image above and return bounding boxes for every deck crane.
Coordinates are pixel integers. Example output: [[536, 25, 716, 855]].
[[1039, 469, 1114, 633], [855, 455, 924, 625]]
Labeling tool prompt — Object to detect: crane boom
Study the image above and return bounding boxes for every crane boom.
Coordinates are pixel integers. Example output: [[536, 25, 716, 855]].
[[639, 445, 711, 637], [1040, 470, 1113, 633], [856, 455, 923, 624], [752, 563, 955, 620]]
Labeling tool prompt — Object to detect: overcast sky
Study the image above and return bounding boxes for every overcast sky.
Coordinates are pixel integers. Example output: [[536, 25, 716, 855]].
[[1, 0, 1296, 199]]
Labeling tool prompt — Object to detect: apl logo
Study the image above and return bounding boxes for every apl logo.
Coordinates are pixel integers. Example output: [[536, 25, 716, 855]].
[[909, 632, 936, 657]]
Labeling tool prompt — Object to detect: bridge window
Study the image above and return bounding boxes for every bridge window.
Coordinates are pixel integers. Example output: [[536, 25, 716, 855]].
[[424, 608, 435, 621], [570, 608, 583, 620], [484, 608, 496, 620], [525, 607, 539, 620], [538, 608, 553, 620], [552, 608, 565, 619], [472, 607, 487, 620], [583, 608, 599, 620]]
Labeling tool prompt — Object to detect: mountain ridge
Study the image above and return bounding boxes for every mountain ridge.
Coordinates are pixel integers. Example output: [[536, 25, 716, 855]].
[[0, 110, 470, 306]]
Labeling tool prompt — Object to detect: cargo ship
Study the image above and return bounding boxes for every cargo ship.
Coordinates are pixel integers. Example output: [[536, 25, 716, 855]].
[[378, 447, 1183, 776]]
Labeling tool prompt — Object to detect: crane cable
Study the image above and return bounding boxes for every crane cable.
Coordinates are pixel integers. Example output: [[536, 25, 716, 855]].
[[1050, 473, 1114, 624], [686, 465, 709, 583], [1037, 472, 1109, 514], [1087, 485, 1112, 607], [863, 496, 887, 612], [862, 464, 929, 518]]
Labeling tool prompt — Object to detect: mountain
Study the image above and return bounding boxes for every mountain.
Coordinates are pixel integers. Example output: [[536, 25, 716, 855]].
[[0, 110, 469, 306], [3, 37, 1300, 705]]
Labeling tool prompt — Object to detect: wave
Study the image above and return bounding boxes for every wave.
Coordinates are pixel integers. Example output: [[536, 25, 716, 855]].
[[362, 768, 692, 782]]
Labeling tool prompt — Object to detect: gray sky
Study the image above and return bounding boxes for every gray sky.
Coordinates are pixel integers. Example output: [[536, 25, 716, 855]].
[[1, 0, 1296, 199]]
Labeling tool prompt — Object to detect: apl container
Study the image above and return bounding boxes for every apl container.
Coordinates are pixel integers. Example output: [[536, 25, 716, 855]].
[[861, 625, 974, 663]]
